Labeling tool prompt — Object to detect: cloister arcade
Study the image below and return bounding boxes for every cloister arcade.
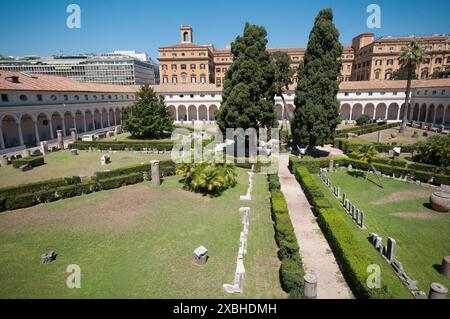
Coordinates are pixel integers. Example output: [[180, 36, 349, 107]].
[[0, 105, 130, 149], [166, 104, 220, 123]]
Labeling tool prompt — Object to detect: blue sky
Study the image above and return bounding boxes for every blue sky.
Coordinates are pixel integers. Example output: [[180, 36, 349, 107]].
[[0, 0, 449, 60]]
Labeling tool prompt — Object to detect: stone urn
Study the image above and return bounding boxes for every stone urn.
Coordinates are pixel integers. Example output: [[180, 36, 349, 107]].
[[391, 133, 398, 139], [430, 192, 450, 213]]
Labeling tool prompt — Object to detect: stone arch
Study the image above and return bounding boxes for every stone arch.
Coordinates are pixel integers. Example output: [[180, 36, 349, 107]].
[[178, 105, 187, 122], [445, 105, 450, 125], [115, 108, 122, 125], [167, 105, 177, 121], [419, 103, 427, 122], [412, 103, 420, 121], [363, 103, 375, 119], [399, 103, 406, 121], [63, 111, 75, 136], [85, 110, 94, 132], [286, 104, 295, 121], [20, 113, 36, 147], [340, 104, 351, 121], [375, 103, 387, 120], [198, 105, 207, 121], [387, 103, 399, 121], [351, 104, 363, 121], [435, 104, 445, 124], [209, 105, 218, 121], [51, 112, 63, 137], [188, 105, 197, 121], [75, 110, 84, 133], [275, 104, 283, 121], [426, 104, 435, 123], [36, 113, 51, 141], [1, 114, 20, 148], [101, 108, 109, 128], [93, 109, 101, 130]]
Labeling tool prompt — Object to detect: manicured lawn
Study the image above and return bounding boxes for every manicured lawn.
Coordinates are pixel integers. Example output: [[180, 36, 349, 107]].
[[103, 132, 173, 143], [325, 170, 450, 293], [0, 169, 285, 298], [0, 150, 171, 187]]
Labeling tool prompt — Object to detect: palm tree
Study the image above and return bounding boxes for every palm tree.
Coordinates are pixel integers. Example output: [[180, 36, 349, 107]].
[[353, 145, 384, 188], [398, 41, 425, 133]]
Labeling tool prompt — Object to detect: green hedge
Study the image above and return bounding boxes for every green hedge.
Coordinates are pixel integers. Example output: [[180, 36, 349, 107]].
[[11, 156, 45, 169], [0, 177, 79, 198], [294, 167, 392, 299], [97, 173, 144, 190], [334, 138, 417, 155], [69, 140, 174, 151], [268, 175, 304, 298], [94, 160, 176, 179]]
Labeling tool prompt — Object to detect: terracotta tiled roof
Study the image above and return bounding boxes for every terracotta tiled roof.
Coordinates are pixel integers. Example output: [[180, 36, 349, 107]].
[[0, 71, 140, 93], [152, 83, 221, 93], [339, 78, 450, 90]]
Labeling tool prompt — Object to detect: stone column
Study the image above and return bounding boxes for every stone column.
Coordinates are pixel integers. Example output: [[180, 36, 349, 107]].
[[34, 121, 40, 145], [100, 113, 104, 129], [329, 160, 334, 172], [107, 113, 111, 128], [0, 127, 5, 149], [151, 160, 160, 186], [17, 123, 24, 146], [424, 105, 430, 123], [429, 283, 448, 299], [372, 107, 376, 121], [384, 106, 389, 121], [441, 256, 450, 279], [70, 128, 77, 143], [175, 107, 179, 122], [61, 120, 67, 137], [349, 105, 353, 121], [432, 108, 437, 125], [303, 274, 317, 299], [83, 114, 87, 132], [442, 107, 447, 125], [40, 141, 49, 155], [206, 107, 210, 123], [57, 130, 64, 150], [396, 106, 401, 121], [196, 107, 199, 122], [72, 116, 77, 132]]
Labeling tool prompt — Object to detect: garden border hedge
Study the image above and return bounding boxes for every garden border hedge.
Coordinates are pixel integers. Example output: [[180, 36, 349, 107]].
[[335, 122, 400, 138], [11, 156, 45, 169], [268, 175, 305, 298], [68, 140, 174, 151]]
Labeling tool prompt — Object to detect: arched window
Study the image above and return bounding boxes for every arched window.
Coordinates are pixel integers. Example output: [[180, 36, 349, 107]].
[[183, 31, 189, 42], [421, 68, 429, 79], [385, 70, 393, 80]]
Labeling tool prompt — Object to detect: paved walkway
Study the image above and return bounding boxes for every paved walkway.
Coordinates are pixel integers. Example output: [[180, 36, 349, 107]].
[[278, 154, 353, 299]]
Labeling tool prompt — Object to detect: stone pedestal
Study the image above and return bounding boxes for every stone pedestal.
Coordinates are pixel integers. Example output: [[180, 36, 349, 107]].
[[40, 141, 49, 155], [429, 282, 448, 299], [57, 130, 64, 150], [329, 160, 334, 172], [151, 160, 160, 186], [70, 128, 78, 143], [303, 273, 317, 299], [377, 131, 382, 143], [21, 149, 31, 158], [441, 256, 450, 279], [1, 155, 9, 167]]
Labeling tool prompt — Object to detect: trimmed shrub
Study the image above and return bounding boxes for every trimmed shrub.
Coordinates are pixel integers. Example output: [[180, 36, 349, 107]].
[[0, 178, 71, 198], [278, 239, 300, 260], [94, 160, 176, 179], [4, 193, 36, 210], [280, 256, 305, 293], [268, 174, 281, 191], [57, 182, 96, 199], [11, 156, 45, 169], [97, 173, 144, 190]]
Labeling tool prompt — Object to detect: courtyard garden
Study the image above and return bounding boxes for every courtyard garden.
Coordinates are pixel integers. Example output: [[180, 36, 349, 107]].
[[323, 170, 450, 293], [0, 168, 285, 298]]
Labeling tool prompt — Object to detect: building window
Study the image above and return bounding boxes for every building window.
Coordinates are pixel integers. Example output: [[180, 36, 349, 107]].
[[421, 68, 429, 79], [190, 64, 196, 69], [172, 76, 177, 84], [393, 92, 398, 96], [75, 95, 80, 100], [101, 95, 105, 100], [64, 94, 68, 101], [424, 58, 430, 64], [368, 92, 373, 96], [216, 68, 221, 73], [1, 94, 8, 102], [344, 92, 349, 96], [435, 58, 442, 64], [447, 57, 450, 63], [442, 90, 446, 95], [216, 78, 221, 85], [387, 59, 394, 66], [200, 64, 206, 69], [37, 94, 43, 101], [171, 64, 177, 70], [163, 76, 168, 84], [162, 65, 167, 70], [19, 94, 28, 102], [84, 95, 89, 100], [190, 94, 194, 98], [385, 71, 393, 80], [375, 60, 382, 66], [50, 95, 57, 101], [181, 73, 187, 83], [200, 75, 206, 83], [191, 76, 196, 83], [181, 64, 186, 70]]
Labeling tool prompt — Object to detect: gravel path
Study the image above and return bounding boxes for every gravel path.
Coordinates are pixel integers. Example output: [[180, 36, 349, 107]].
[[278, 154, 353, 299]]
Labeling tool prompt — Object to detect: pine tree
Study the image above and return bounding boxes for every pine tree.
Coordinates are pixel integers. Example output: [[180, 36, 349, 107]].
[[122, 85, 173, 138], [291, 8, 343, 148], [217, 23, 277, 132]]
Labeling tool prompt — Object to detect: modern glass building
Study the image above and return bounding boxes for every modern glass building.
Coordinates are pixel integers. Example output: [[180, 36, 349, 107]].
[[0, 51, 159, 86]]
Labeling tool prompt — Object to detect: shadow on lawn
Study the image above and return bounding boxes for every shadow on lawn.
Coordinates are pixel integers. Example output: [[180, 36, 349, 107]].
[[346, 171, 383, 188]]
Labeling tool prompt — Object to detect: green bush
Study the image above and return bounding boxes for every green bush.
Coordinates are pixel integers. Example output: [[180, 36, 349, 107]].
[[11, 156, 45, 169], [268, 174, 281, 191], [280, 256, 305, 293], [356, 114, 371, 126], [0, 178, 72, 198], [57, 182, 96, 199], [335, 122, 400, 138], [271, 190, 288, 216], [415, 135, 450, 167], [98, 173, 144, 190], [4, 193, 37, 210], [278, 239, 300, 260]]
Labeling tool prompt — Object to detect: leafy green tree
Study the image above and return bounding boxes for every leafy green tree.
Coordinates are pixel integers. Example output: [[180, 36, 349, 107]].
[[122, 85, 173, 138], [398, 41, 425, 133], [272, 51, 295, 125], [353, 145, 384, 188], [217, 23, 278, 132], [291, 8, 343, 148]]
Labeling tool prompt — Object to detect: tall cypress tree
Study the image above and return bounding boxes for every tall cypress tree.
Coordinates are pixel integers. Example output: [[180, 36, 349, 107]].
[[291, 8, 343, 147], [217, 23, 277, 132]]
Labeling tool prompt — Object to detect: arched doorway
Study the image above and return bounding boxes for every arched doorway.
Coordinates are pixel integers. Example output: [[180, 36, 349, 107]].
[[1, 115, 20, 148], [412, 103, 420, 121], [102, 109, 108, 128], [178, 105, 187, 122], [419, 104, 427, 122], [387, 103, 399, 121], [20, 114, 36, 147], [198, 105, 207, 121], [85, 110, 94, 132], [64, 112, 74, 136], [375, 103, 387, 120], [340, 104, 351, 121], [426, 104, 435, 123], [36, 113, 51, 141], [93, 110, 101, 129], [363, 103, 375, 120], [51, 112, 63, 137], [351, 104, 363, 121], [167, 105, 177, 121], [75, 111, 84, 133], [188, 105, 197, 122], [209, 105, 218, 121]]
